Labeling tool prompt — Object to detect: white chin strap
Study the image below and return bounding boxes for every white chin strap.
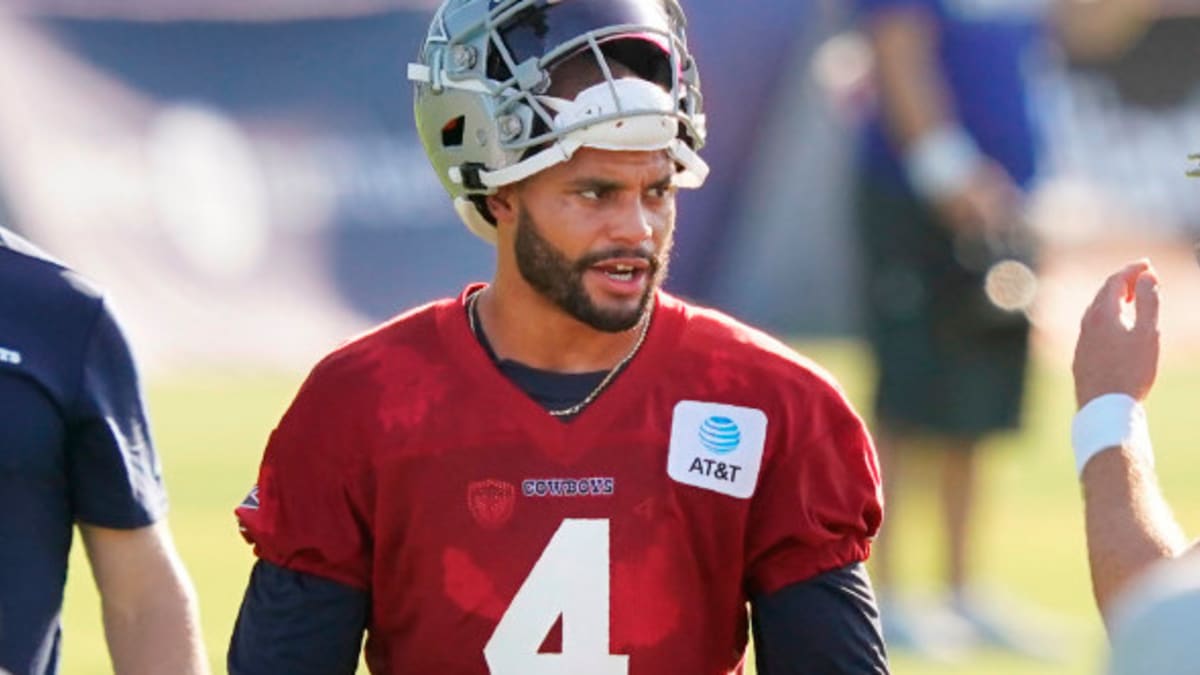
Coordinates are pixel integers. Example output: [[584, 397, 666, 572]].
[[453, 77, 709, 244]]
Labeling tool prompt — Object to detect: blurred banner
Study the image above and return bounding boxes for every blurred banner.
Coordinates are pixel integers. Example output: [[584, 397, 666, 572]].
[[0, 2, 823, 370], [0, 7, 484, 369], [1036, 9, 1200, 242], [6, 0, 443, 20], [2, 2, 1199, 371]]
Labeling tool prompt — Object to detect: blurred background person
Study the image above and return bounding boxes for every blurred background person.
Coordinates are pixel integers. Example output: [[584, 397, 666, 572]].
[[850, 0, 1200, 659], [849, 0, 1175, 658], [852, 0, 1052, 657]]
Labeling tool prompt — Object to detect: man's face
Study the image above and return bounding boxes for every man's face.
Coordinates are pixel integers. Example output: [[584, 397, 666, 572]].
[[508, 148, 677, 332]]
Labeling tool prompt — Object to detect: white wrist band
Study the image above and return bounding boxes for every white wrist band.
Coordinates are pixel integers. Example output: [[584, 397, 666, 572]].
[[1071, 393, 1153, 477], [903, 126, 983, 200]]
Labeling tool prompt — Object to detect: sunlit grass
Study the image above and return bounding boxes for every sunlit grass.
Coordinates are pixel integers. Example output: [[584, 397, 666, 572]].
[[58, 339, 1200, 674]]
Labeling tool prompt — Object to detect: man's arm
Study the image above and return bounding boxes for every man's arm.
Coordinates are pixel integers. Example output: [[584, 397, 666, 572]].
[[80, 521, 208, 675], [1072, 260, 1188, 624], [752, 563, 888, 674], [228, 560, 367, 675], [1081, 448, 1187, 624], [864, 3, 1021, 235], [1054, 0, 1157, 61]]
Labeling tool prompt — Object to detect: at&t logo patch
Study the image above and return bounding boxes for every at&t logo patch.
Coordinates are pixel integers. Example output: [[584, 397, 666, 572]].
[[668, 401, 767, 499], [699, 416, 741, 454]]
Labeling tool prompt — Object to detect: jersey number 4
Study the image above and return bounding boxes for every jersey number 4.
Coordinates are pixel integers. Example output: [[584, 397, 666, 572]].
[[484, 518, 630, 674]]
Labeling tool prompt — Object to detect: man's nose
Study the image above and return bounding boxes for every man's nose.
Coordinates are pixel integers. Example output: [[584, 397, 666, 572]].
[[608, 198, 654, 244]]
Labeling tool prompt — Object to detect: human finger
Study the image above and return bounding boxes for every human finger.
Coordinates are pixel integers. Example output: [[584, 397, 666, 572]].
[[1119, 260, 1153, 302], [1134, 271, 1160, 332], [1090, 260, 1151, 316]]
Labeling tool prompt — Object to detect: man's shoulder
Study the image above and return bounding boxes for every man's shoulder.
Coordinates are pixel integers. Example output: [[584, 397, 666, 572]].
[[665, 294, 821, 367], [304, 296, 456, 384], [348, 297, 450, 347], [0, 225, 60, 264], [666, 294, 775, 344], [0, 227, 120, 407], [0, 226, 107, 329], [0, 223, 97, 291], [662, 293, 849, 397]]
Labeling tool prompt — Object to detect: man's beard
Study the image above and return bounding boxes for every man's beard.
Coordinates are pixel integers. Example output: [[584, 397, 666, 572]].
[[514, 206, 670, 332]]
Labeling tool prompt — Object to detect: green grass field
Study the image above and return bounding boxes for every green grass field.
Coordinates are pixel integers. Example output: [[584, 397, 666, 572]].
[[57, 339, 1200, 674]]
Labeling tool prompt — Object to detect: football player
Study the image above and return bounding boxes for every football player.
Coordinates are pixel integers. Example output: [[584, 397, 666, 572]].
[[228, 1, 887, 673]]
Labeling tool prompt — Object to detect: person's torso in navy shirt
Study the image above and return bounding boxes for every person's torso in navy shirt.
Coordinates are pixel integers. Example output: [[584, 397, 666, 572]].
[[0, 226, 166, 675]]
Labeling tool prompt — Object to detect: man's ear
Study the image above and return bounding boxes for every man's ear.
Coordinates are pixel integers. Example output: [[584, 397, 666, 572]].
[[487, 187, 518, 226]]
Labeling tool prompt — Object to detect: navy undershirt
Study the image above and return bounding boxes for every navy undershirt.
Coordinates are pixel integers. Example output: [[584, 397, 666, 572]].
[[469, 295, 610, 417], [229, 302, 889, 674]]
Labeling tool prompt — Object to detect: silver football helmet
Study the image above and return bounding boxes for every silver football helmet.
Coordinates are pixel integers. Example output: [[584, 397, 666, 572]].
[[409, 0, 709, 244]]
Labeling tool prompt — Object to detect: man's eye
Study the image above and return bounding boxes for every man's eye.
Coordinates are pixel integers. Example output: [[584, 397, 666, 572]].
[[579, 189, 601, 200]]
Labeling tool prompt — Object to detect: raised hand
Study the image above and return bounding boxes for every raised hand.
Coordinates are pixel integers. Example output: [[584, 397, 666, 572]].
[[1073, 260, 1161, 408]]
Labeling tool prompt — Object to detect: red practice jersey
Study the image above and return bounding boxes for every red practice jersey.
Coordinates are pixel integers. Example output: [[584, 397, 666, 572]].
[[237, 285, 883, 674]]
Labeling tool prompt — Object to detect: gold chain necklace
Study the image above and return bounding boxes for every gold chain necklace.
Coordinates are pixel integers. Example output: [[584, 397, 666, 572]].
[[466, 290, 651, 417]]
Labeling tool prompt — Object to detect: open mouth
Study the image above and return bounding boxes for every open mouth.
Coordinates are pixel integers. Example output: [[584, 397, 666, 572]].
[[592, 259, 650, 283], [602, 263, 636, 281]]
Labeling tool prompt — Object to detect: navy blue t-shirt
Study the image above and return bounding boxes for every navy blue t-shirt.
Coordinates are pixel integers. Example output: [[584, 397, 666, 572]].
[[0, 226, 167, 675]]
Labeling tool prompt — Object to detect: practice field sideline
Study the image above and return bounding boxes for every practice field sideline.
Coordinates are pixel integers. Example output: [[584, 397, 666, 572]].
[[57, 339, 1200, 675]]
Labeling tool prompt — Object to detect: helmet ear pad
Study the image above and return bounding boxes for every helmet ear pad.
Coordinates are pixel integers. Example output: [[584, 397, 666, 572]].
[[465, 194, 499, 230], [456, 197, 499, 244], [414, 86, 514, 201]]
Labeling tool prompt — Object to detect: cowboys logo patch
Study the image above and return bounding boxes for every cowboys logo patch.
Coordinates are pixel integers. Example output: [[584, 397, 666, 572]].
[[467, 479, 516, 529]]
